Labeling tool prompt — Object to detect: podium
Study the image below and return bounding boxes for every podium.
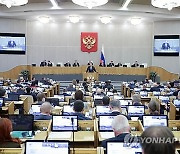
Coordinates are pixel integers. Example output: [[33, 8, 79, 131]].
[[83, 73, 99, 81]]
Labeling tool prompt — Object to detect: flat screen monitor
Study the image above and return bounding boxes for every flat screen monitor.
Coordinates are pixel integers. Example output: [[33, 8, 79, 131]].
[[153, 91, 161, 96], [96, 106, 111, 116], [8, 93, 20, 101], [173, 99, 180, 108], [0, 33, 26, 54], [98, 115, 116, 132], [25, 140, 70, 154], [154, 35, 179, 56], [45, 98, 59, 107], [31, 104, 41, 115], [128, 105, 145, 116], [119, 99, 132, 107], [158, 96, 170, 103], [107, 142, 142, 154], [142, 115, 168, 129], [53, 95, 65, 102], [0, 98, 5, 107], [139, 91, 148, 97], [63, 105, 74, 114], [52, 115, 78, 131]]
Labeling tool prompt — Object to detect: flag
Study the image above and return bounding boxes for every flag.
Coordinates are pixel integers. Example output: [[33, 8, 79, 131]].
[[100, 45, 106, 66]]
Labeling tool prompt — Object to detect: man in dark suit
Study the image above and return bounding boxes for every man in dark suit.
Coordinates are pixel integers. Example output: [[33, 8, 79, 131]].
[[162, 41, 170, 50], [7, 40, 16, 47], [107, 60, 115, 67], [86, 62, 97, 73], [101, 115, 131, 148], [73, 60, 80, 67], [40, 60, 47, 67]]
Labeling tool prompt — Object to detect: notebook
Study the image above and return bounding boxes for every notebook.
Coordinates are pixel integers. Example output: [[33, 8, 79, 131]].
[[25, 140, 70, 154], [107, 142, 142, 154], [142, 115, 168, 129]]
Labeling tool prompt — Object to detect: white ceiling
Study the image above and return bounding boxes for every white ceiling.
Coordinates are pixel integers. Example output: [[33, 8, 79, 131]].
[[0, 0, 180, 23]]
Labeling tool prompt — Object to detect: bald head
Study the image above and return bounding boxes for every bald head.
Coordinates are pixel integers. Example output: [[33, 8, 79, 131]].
[[132, 94, 141, 104], [112, 115, 130, 135], [40, 102, 52, 115]]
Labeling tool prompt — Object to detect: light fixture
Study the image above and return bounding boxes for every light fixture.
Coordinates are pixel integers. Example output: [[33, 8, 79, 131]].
[[38, 16, 50, 24], [72, 0, 108, 9], [130, 17, 142, 25], [49, 0, 59, 9], [151, 0, 180, 10], [100, 16, 112, 24], [69, 16, 80, 23], [0, 0, 28, 8]]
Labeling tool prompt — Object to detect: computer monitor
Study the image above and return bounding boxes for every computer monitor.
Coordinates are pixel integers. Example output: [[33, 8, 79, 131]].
[[25, 140, 70, 154], [53, 95, 65, 102], [63, 105, 74, 114], [128, 105, 145, 116], [134, 88, 141, 92], [98, 115, 116, 132], [139, 91, 148, 97], [8, 93, 20, 101], [94, 99, 103, 106], [31, 104, 41, 115], [107, 142, 142, 154], [119, 99, 132, 107], [153, 91, 161, 96], [142, 115, 168, 129], [173, 99, 180, 108], [45, 98, 59, 107], [96, 106, 111, 116], [0, 97, 5, 107], [52, 115, 78, 131], [94, 95, 104, 100], [158, 96, 170, 103]]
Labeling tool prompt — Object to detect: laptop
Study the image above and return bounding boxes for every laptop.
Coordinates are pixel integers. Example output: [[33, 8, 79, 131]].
[[173, 99, 180, 108], [8, 114, 34, 138], [142, 115, 168, 129], [107, 142, 142, 154], [63, 105, 74, 114], [31, 104, 41, 115], [158, 96, 170, 103], [8, 93, 20, 101], [54, 95, 65, 102], [51, 115, 78, 131], [25, 140, 70, 154], [128, 105, 145, 116], [119, 99, 132, 107], [96, 106, 111, 116], [98, 115, 116, 139]]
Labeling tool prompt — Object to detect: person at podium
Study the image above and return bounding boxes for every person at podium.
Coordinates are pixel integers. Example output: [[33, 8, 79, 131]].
[[86, 62, 97, 73]]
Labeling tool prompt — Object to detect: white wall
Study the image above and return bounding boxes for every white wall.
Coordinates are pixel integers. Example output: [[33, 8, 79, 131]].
[[153, 21, 180, 74], [0, 18, 27, 71], [0, 18, 180, 75]]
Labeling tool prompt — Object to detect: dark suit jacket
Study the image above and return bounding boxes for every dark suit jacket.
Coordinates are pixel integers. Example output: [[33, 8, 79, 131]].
[[73, 112, 91, 120], [86, 66, 96, 73], [0, 141, 21, 148], [101, 133, 130, 149], [73, 63, 80, 67]]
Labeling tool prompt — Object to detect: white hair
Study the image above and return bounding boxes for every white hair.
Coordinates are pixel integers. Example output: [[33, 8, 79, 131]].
[[111, 115, 129, 132], [40, 102, 53, 114]]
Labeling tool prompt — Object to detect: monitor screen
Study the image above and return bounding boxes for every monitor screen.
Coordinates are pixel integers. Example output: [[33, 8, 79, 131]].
[[25, 141, 70, 154], [173, 99, 180, 108], [98, 115, 116, 131], [142, 115, 168, 129], [139, 91, 148, 97], [96, 106, 111, 116], [0, 98, 4, 107], [153, 91, 161, 96], [158, 96, 170, 103], [128, 105, 145, 116], [8, 93, 20, 101], [63, 105, 74, 114], [154, 35, 179, 56], [53, 95, 65, 102], [52, 115, 78, 131], [0, 33, 26, 54], [8, 115, 34, 131], [107, 142, 142, 154], [119, 99, 132, 106], [31, 104, 41, 115]]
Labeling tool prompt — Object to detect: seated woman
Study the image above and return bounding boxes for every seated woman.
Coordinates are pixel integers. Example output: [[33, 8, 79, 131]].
[[148, 99, 160, 115], [0, 118, 21, 148]]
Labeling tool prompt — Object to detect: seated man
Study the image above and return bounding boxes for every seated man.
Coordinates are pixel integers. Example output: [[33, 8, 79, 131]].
[[132, 94, 142, 106], [107, 60, 115, 67], [131, 60, 139, 67], [73, 100, 91, 120], [73, 60, 80, 67], [140, 126, 175, 154], [35, 93, 46, 105], [101, 115, 131, 148], [102, 96, 110, 106], [34, 102, 52, 120]]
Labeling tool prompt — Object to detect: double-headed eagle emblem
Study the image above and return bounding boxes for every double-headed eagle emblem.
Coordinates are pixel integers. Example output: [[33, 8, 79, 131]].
[[82, 35, 96, 50]]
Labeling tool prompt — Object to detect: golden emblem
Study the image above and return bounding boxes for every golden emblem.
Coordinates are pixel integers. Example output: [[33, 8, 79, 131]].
[[82, 35, 96, 50]]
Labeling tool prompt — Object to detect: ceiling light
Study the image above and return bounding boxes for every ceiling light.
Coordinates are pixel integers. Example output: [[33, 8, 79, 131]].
[[130, 17, 142, 25], [0, 0, 28, 8], [72, 0, 108, 9], [151, 0, 180, 10], [122, 0, 132, 9], [38, 16, 50, 24], [49, 0, 59, 8], [100, 16, 112, 24], [69, 16, 80, 23]]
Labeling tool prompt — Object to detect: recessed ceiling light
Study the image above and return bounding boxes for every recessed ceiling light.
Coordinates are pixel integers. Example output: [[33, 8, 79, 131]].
[[38, 16, 50, 24], [130, 17, 142, 25], [69, 16, 80, 23], [100, 16, 112, 24]]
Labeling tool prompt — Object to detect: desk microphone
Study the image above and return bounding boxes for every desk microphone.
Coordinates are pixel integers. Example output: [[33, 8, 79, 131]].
[[71, 117, 75, 154]]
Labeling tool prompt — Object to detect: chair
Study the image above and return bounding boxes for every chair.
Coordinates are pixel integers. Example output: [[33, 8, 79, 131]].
[[32, 63, 36, 67]]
